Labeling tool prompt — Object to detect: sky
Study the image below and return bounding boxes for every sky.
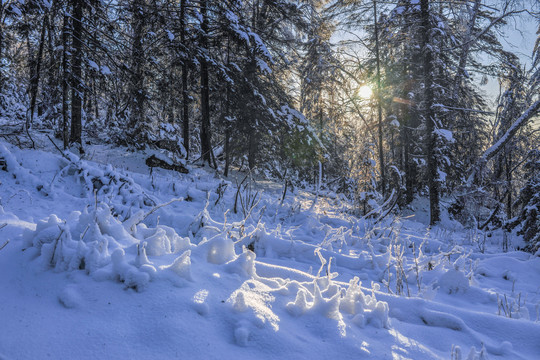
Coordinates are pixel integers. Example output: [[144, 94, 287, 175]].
[[481, 4, 538, 102], [332, 1, 539, 104]]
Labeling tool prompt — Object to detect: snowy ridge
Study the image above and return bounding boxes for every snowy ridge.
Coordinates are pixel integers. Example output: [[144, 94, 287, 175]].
[[1, 140, 539, 359]]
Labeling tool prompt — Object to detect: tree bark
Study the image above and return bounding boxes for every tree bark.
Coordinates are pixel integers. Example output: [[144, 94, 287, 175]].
[[128, 0, 147, 145], [70, 0, 83, 150], [29, 13, 48, 126], [224, 34, 231, 177], [180, 0, 189, 158], [505, 153, 512, 219], [0, 3, 4, 96], [373, 0, 386, 196], [199, 0, 212, 166], [421, 0, 440, 224], [62, 10, 69, 149]]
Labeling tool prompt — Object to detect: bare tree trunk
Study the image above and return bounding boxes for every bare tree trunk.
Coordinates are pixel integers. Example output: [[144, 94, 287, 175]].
[[62, 10, 69, 149], [29, 14, 48, 126], [224, 35, 231, 177], [180, 0, 189, 158], [421, 0, 440, 224], [128, 0, 147, 145], [46, 6, 58, 125], [199, 0, 212, 166], [93, 71, 98, 122], [70, 0, 83, 150], [399, 63, 414, 204], [24, 12, 34, 132], [505, 153, 512, 219], [248, 129, 257, 170], [0, 3, 5, 96], [373, 0, 386, 196]]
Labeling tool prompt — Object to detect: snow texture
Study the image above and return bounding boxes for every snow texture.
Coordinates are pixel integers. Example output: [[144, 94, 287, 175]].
[[0, 138, 539, 359]]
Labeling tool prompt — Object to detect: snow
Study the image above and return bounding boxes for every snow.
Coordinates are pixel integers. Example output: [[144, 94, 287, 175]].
[[435, 128, 455, 143], [482, 99, 540, 162], [100, 65, 112, 75], [1, 136, 540, 359], [87, 59, 99, 71]]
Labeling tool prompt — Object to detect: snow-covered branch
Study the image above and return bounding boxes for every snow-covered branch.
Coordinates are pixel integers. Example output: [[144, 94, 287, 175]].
[[481, 99, 540, 162]]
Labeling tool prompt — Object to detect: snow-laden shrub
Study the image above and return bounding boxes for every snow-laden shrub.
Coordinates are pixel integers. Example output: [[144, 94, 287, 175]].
[[339, 277, 390, 328], [0, 143, 49, 195], [285, 276, 390, 329], [55, 158, 157, 219], [22, 203, 195, 290], [24, 204, 134, 269]]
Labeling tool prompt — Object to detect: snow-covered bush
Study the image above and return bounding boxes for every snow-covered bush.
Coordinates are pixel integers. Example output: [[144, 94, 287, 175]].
[[22, 202, 193, 291]]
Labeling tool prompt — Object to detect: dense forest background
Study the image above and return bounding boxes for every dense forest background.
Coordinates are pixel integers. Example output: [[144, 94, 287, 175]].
[[0, 0, 539, 250]]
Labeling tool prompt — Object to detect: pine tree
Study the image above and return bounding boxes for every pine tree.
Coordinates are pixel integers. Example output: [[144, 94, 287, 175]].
[[509, 150, 540, 253]]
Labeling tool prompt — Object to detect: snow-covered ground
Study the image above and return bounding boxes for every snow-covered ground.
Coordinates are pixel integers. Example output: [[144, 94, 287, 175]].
[[1, 135, 539, 360]]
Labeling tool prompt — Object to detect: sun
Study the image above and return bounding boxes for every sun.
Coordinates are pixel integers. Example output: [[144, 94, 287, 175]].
[[357, 85, 373, 99]]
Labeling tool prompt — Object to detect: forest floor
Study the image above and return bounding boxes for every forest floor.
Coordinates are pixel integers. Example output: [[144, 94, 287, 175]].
[[0, 131, 539, 360]]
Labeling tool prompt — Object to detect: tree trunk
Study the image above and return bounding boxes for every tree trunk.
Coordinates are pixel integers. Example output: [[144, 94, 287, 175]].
[[29, 14, 48, 126], [373, 0, 386, 196], [62, 10, 69, 149], [128, 0, 147, 145], [0, 3, 4, 96], [421, 0, 440, 224], [505, 152, 512, 219], [248, 129, 257, 170], [69, 0, 82, 147], [180, 0, 189, 158], [224, 35, 231, 177], [199, 0, 212, 166], [70, 0, 83, 150], [46, 6, 57, 125]]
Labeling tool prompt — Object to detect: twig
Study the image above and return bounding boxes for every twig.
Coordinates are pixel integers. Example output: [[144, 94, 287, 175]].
[[374, 189, 400, 225], [136, 197, 184, 226], [24, 122, 35, 149], [0, 240, 9, 251], [50, 226, 65, 265], [280, 179, 288, 206], [233, 174, 249, 214], [47, 134, 71, 161]]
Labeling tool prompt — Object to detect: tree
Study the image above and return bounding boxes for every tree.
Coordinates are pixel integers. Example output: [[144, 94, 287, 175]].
[[127, 0, 148, 147], [508, 150, 540, 253], [199, 0, 213, 166], [180, 0, 190, 158], [420, 0, 440, 224], [69, 0, 83, 150]]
